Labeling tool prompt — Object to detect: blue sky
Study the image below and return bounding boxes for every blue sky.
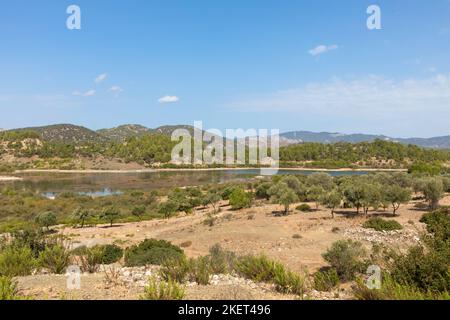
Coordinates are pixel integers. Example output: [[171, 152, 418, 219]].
[[1, 0, 450, 137]]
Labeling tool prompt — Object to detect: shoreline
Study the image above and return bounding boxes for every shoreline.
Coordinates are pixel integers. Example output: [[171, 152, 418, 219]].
[[13, 167, 407, 174], [0, 176, 23, 181]]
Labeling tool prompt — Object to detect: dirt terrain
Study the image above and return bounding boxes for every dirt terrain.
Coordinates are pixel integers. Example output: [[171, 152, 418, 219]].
[[14, 195, 438, 300]]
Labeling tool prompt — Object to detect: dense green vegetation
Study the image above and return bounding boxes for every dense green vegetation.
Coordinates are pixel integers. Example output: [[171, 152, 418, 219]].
[[2, 127, 450, 170]]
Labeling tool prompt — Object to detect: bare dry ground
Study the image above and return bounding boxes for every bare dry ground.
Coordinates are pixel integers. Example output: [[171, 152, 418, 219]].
[[16, 195, 440, 300]]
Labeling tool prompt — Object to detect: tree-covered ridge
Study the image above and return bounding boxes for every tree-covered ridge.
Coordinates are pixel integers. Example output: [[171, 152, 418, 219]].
[[280, 140, 450, 168], [2, 127, 450, 170]]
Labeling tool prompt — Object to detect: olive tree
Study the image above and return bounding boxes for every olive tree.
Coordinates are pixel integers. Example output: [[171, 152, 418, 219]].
[[383, 185, 411, 216], [72, 207, 91, 228], [320, 190, 342, 218], [35, 211, 57, 231], [420, 177, 444, 210], [268, 182, 299, 215], [100, 206, 120, 227]]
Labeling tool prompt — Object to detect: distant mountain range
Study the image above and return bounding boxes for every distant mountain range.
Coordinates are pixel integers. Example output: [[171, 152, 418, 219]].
[[4, 124, 450, 149], [279, 131, 450, 149]]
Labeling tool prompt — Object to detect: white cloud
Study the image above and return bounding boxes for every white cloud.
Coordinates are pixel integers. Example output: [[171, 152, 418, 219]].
[[109, 86, 123, 97], [229, 74, 450, 117], [158, 95, 180, 104], [73, 90, 96, 97], [94, 73, 107, 83], [308, 44, 338, 56]]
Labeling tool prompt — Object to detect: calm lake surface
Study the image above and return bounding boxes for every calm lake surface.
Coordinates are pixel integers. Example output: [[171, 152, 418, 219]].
[[9, 169, 370, 195]]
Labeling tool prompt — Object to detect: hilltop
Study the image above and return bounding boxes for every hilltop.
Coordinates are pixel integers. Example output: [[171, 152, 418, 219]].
[[97, 124, 152, 141], [6, 124, 106, 144], [4, 123, 450, 149]]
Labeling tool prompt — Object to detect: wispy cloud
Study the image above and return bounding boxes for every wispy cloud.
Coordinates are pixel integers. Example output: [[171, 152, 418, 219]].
[[158, 95, 180, 104], [109, 86, 123, 97], [94, 73, 107, 83], [229, 75, 450, 116], [308, 44, 338, 56], [73, 90, 96, 97]]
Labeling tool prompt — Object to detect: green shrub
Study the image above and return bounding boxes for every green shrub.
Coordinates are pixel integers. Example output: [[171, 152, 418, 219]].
[[322, 240, 367, 281], [353, 276, 450, 300], [9, 228, 47, 258], [296, 204, 312, 212], [38, 244, 71, 274], [99, 244, 123, 264], [159, 256, 190, 283], [313, 268, 340, 292], [420, 208, 450, 246], [203, 216, 216, 227], [273, 264, 307, 296], [389, 245, 449, 293], [362, 217, 403, 232], [124, 239, 184, 267], [236, 255, 277, 282], [207, 244, 237, 274], [35, 211, 57, 230], [188, 257, 212, 285], [76, 246, 104, 273], [0, 246, 35, 277], [0, 276, 22, 300], [229, 188, 252, 210], [141, 277, 185, 300]]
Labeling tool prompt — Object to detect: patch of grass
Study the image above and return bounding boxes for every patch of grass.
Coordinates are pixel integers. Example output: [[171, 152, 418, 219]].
[[353, 276, 450, 300], [0, 276, 25, 300], [313, 268, 340, 292], [140, 277, 185, 300]]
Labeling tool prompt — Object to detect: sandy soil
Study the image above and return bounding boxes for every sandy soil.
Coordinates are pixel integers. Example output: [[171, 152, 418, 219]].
[[15, 196, 440, 300], [59, 198, 431, 272]]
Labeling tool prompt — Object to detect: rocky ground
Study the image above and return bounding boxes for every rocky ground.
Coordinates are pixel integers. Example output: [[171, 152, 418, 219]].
[[17, 264, 351, 300], [14, 196, 439, 300]]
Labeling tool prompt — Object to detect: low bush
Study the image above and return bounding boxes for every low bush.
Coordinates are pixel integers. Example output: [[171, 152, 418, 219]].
[[99, 244, 123, 264], [235, 255, 277, 282], [203, 216, 216, 227], [229, 188, 252, 210], [313, 268, 340, 292], [76, 246, 104, 273], [363, 217, 403, 232], [159, 256, 190, 283], [389, 245, 449, 293], [188, 257, 212, 285], [273, 265, 307, 296], [322, 240, 367, 281], [296, 204, 312, 212], [124, 239, 184, 267], [0, 246, 35, 277], [141, 277, 185, 300], [207, 244, 237, 274], [180, 241, 192, 248], [38, 244, 71, 274], [353, 276, 450, 300], [0, 276, 22, 300]]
